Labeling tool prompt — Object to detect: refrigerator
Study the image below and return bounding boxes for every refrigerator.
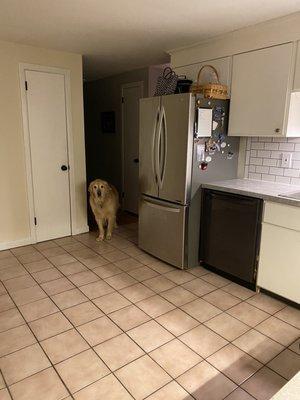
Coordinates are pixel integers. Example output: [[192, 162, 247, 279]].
[[138, 93, 239, 269]]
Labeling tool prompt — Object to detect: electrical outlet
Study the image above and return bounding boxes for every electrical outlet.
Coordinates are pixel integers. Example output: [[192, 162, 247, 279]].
[[281, 152, 293, 168]]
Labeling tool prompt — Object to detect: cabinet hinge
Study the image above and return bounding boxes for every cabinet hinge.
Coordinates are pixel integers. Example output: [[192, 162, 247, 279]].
[[121, 97, 124, 103], [34, 217, 37, 226], [122, 192, 125, 198], [25, 81, 28, 91]]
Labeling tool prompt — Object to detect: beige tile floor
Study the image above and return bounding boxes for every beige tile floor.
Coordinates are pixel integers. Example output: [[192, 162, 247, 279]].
[[0, 222, 299, 400]]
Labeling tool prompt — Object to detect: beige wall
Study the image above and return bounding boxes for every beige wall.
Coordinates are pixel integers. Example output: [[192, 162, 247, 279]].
[[0, 39, 87, 248]]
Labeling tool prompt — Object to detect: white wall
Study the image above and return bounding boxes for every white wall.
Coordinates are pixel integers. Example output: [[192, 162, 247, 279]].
[[0, 39, 87, 249]]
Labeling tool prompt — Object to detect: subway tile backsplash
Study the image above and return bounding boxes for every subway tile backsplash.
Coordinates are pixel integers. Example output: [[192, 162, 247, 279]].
[[244, 137, 300, 185]]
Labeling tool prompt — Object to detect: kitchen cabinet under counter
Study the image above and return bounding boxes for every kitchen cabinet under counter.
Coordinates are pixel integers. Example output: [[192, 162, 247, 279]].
[[201, 179, 300, 304], [257, 201, 300, 304]]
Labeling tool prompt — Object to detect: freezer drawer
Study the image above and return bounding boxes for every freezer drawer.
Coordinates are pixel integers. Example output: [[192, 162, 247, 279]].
[[138, 196, 187, 268]]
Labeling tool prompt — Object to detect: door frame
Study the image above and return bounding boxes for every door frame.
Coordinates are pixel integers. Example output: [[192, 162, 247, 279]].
[[121, 81, 144, 212], [19, 63, 75, 243]]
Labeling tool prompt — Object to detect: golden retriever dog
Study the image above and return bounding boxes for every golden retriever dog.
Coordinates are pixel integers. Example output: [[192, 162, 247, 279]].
[[88, 179, 119, 241]]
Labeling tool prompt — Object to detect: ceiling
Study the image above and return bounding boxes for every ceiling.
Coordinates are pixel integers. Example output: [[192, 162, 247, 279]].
[[1, 0, 300, 80]]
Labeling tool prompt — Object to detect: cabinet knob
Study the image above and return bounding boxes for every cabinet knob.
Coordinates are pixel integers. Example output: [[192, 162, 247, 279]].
[[274, 128, 280, 133]]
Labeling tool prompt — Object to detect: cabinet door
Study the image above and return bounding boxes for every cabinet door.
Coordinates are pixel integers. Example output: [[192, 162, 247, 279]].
[[174, 57, 232, 94], [229, 43, 294, 136], [257, 223, 300, 303]]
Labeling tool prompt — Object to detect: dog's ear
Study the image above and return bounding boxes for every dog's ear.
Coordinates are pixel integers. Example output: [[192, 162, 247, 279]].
[[88, 182, 93, 193]]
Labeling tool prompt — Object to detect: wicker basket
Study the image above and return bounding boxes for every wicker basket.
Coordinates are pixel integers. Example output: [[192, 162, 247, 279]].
[[190, 65, 228, 99]]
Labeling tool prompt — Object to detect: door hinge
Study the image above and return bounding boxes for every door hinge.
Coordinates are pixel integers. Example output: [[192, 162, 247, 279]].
[[122, 192, 125, 198], [121, 97, 124, 103], [34, 217, 37, 226], [25, 81, 28, 91]]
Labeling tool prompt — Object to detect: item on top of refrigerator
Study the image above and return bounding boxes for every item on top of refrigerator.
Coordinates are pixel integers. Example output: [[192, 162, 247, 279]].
[[154, 67, 178, 96], [175, 76, 193, 94], [191, 65, 228, 99]]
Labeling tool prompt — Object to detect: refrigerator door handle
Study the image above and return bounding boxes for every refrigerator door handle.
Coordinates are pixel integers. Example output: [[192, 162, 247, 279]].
[[155, 108, 163, 189], [160, 106, 167, 186], [152, 106, 160, 185], [142, 197, 180, 213], [155, 106, 167, 189]]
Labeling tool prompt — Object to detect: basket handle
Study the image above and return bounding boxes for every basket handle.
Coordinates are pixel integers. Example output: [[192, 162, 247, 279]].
[[163, 67, 175, 79], [197, 65, 220, 85]]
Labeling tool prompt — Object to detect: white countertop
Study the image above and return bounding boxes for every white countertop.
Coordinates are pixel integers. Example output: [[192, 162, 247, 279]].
[[202, 179, 300, 207], [271, 372, 300, 400]]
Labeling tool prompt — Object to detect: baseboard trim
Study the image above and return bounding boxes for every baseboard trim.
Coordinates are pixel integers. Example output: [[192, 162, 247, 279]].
[[0, 237, 33, 251], [0, 225, 90, 252], [72, 225, 89, 235]]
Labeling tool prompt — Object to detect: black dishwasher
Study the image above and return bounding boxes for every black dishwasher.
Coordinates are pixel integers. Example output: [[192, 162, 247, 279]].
[[200, 189, 263, 285]]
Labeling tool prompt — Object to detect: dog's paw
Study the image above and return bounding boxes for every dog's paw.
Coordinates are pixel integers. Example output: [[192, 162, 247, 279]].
[[106, 233, 112, 240], [96, 235, 104, 242]]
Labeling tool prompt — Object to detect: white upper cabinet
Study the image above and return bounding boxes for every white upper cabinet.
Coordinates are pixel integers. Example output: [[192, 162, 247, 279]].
[[228, 43, 294, 137], [174, 57, 232, 93]]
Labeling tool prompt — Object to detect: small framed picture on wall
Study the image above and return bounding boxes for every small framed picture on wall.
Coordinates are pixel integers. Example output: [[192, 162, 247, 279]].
[[101, 111, 115, 133]]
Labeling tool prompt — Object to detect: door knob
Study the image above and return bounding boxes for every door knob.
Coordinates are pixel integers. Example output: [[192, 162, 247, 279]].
[[61, 165, 68, 171], [133, 158, 139, 163]]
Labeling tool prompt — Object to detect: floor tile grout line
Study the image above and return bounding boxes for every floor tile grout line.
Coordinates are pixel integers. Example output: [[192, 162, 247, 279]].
[[0, 289, 75, 399], [1, 230, 298, 398], [0, 238, 296, 396], [28, 239, 160, 399], [175, 284, 300, 340], [1, 266, 298, 356], [0, 368, 14, 399], [107, 267, 297, 385], [134, 267, 290, 327], [1, 253, 298, 357], [5, 236, 295, 329], [48, 240, 205, 399], [0, 248, 93, 398]]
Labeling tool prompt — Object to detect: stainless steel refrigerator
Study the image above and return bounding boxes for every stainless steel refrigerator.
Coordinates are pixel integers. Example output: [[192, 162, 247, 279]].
[[138, 93, 239, 269]]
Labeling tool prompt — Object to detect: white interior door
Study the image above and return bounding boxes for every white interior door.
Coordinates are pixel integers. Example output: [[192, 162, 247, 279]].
[[25, 70, 71, 242], [122, 82, 143, 214]]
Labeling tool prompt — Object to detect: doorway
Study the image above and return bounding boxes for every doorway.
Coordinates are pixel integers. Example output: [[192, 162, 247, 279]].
[[121, 81, 144, 214], [20, 65, 74, 243]]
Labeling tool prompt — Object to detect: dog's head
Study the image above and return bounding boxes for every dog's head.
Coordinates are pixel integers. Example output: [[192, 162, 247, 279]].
[[88, 179, 111, 201]]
